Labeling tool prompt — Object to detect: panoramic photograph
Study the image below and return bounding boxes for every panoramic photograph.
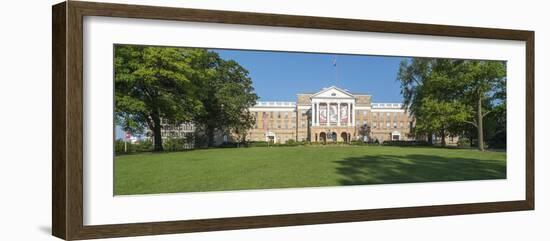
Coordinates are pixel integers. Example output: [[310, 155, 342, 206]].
[[113, 44, 507, 195]]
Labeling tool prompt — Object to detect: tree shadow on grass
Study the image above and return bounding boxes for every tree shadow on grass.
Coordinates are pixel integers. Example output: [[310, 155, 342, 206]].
[[335, 154, 506, 186]]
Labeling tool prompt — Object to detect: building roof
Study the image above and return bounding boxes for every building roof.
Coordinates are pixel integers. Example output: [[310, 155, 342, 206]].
[[253, 101, 296, 108], [310, 86, 354, 99], [251, 87, 403, 109], [371, 103, 404, 109]]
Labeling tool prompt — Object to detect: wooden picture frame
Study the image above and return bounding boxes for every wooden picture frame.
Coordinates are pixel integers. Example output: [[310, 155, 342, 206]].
[[52, 1, 534, 240]]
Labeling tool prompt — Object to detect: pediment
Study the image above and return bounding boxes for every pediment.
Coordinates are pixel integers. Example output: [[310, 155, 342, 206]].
[[310, 86, 354, 99]]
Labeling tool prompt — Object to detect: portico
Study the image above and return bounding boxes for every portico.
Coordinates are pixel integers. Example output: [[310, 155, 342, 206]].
[[310, 86, 356, 127], [309, 86, 357, 143]]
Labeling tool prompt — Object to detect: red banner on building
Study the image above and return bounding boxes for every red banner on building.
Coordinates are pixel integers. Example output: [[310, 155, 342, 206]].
[[340, 104, 348, 124], [319, 104, 327, 124], [329, 104, 338, 123]]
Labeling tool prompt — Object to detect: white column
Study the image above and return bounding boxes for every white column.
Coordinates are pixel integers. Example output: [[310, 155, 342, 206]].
[[325, 102, 329, 126], [315, 102, 319, 126], [337, 102, 341, 126], [311, 102, 315, 126], [347, 103, 351, 126]]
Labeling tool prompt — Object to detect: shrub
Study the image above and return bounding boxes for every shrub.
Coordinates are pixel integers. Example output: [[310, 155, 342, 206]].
[[381, 140, 430, 146], [349, 140, 380, 146], [245, 140, 304, 148], [163, 137, 187, 151], [219, 142, 239, 148], [457, 137, 471, 147], [282, 139, 302, 146], [134, 139, 153, 152], [114, 139, 127, 154], [115, 139, 152, 154], [285, 139, 296, 145], [247, 141, 269, 147], [349, 140, 363, 145]]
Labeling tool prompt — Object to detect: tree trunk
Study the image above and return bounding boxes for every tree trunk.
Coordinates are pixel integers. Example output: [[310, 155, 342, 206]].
[[469, 129, 474, 147], [427, 133, 433, 146], [151, 114, 163, 152], [241, 132, 247, 147], [477, 93, 485, 151], [206, 126, 215, 147], [440, 129, 446, 147]]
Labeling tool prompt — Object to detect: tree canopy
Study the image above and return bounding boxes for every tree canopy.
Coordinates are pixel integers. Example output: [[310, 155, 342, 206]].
[[397, 58, 506, 150], [114, 45, 258, 151], [189, 50, 258, 146]]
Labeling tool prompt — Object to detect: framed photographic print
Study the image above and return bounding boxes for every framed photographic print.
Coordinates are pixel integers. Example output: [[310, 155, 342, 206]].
[[52, 1, 534, 240]]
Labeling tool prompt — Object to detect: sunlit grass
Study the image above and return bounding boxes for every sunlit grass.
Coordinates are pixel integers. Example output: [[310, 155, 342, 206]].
[[114, 146, 506, 195]]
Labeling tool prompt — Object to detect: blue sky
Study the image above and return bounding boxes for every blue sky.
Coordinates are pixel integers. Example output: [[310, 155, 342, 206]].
[[213, 49, 409, 102]]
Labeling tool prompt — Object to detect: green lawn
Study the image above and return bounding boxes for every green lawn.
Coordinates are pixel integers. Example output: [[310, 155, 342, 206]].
[[114, 146, 506, 195]]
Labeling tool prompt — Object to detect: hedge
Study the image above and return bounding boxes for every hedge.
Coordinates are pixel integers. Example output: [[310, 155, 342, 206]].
[[381, 140, 430, 146]]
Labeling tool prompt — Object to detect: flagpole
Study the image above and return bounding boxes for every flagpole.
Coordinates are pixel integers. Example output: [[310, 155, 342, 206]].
[[333, 56, 338, 84]]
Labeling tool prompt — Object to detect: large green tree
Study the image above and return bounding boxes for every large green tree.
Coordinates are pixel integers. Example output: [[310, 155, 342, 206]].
[[413, 98, 469, 147], [189, 50, 258, 147], [115, 45, 258, 151], [457, 61, 506, 151], [397, 58, 506, 150], [398, 59, 467, 146], [217, 61, 258, 146], [114, 46, 200, 151]]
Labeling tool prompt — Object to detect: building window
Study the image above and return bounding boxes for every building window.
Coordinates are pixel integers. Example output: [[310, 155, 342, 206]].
[[284, 112, 288, 119], [277, 112, 281, 118], [386, 122, 390, 128], [393, 122, 397, 128], [386, 113, 390, 117], [400, 122, 404, 128], [373, 122, 377, 128], [270, 112, 273, 118]]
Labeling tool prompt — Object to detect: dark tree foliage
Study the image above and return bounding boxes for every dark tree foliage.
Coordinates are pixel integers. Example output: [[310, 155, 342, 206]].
[[114, 45, 258, 151], [397, 58, 506, 150]]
